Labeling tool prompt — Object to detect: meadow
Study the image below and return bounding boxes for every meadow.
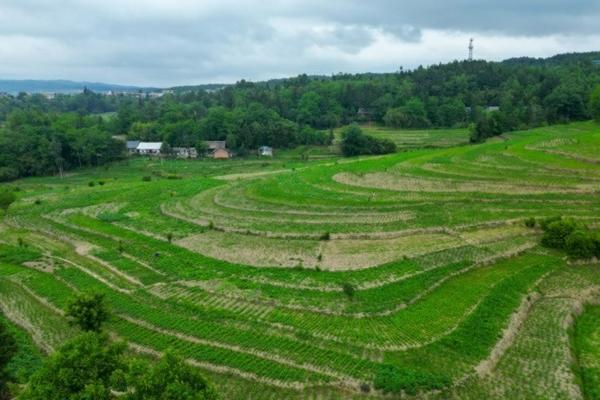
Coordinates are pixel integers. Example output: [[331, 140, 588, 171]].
[[0, 122, 599, 399]]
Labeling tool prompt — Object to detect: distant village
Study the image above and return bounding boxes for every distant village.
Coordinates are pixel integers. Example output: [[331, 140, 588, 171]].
[[125, 140, 273, 159]]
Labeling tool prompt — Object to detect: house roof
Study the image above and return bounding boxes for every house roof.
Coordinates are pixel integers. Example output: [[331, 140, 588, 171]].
[[205, 141, 226, 150], [137, 142, 163, 151], [126, 140, 140, 149]]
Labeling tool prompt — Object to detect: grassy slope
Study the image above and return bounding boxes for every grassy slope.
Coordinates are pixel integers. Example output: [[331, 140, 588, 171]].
[[0, 121, 599, 398]]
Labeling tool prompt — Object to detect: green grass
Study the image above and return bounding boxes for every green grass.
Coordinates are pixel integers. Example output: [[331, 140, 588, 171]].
[[1, 121, 599, 398], [573, 305, 600, 400]]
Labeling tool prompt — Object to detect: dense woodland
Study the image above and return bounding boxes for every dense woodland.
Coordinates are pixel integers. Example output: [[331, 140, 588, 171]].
[[1, 51, 600, 180]]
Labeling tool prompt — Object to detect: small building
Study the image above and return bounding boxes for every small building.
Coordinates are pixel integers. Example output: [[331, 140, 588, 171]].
[[258, 146, 273, 157], [136, 142, 163, 156], [212, 148, 232, 159], [173, 147, 198, 159], [205, 141, 227, 151], [126, 140, 141, 154]]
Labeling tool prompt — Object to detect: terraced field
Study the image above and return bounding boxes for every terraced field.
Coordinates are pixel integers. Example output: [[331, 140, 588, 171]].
[[0, 121, 599, 398]]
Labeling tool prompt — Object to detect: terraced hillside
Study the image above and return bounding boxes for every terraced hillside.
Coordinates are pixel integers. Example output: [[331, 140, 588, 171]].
[[0, 121, 599, 399]]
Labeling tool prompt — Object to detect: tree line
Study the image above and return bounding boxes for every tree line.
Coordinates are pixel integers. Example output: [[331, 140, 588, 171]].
[[1, 51, 600, 180]]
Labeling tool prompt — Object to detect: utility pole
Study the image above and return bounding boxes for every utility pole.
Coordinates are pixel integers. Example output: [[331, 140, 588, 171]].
[[468, 38, 474, 61]]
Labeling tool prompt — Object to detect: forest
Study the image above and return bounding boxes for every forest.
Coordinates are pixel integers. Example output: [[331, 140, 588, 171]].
[[1, 51, 600, 180]]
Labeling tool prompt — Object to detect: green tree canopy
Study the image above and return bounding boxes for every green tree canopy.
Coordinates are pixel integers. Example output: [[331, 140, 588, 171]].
[[0, 191, 16, 213], [125, 352, 218, 400], [0, 319, 17, 400], [21, 332, 126, 400], [66, 292, 110, 332]]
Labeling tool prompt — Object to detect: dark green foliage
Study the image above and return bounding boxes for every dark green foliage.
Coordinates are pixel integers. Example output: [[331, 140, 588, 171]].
[[0, 191, 16, 213], [540, 217, 578, 249], [124, 351, 217, 400], [565, 230, 600, 259], [340, 124, 396, 156], [342, 282, 355, 299], [540, 216, 600, 259], [66, 292, 110, 332], [591, 85, 600, 123], [142, 175, 152, 182], [524, 217, 536, 228], [0, 314, 43, 386], [166, 232, 173, 243], [21, 332, 126, 400], [373, 364, 450, 395], [0, 319, 17, 400], [319, 232, 331, 241], [88, 181, 95, 187], [1, 54, 599, 178]]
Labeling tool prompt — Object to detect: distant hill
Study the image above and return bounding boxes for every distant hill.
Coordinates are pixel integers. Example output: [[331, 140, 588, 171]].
[[502, 51, 600, 67], [0, 80, 157, 95]]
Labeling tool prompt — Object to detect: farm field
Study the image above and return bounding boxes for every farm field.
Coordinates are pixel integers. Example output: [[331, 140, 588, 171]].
[[0, 121, 599, 399], [334, 125, 471, 150]]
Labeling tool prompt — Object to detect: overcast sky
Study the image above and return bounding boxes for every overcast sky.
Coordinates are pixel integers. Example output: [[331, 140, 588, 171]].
[[0, 0, 599, 87]]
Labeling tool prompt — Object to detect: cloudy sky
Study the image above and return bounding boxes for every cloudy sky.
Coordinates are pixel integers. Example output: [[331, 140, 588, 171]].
[[0, 0, 599, 87]]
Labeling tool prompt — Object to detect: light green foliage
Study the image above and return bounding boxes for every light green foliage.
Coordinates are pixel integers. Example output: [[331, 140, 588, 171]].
[[573, 306, 600, 400], [125, 352, 217, 400], [21, 332, 126, 400]]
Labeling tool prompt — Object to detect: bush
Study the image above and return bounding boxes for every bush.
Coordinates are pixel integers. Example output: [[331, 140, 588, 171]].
[[88, 181, 95, 187], [565, 231, 598, 259], [0, 167, 19, 182], [142, 176, 152, 182], [540, 218, 578, 249], [319, 232, 331, 241], [539, 216, 600, 259], [340, 124, 396, 156], [0, 191, 16, 213], [524, 217, 536, 228], [342, 282, 355, 299]]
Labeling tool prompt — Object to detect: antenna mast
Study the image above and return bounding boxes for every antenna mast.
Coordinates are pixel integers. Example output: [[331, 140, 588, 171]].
[[468, 38, 474, 61]]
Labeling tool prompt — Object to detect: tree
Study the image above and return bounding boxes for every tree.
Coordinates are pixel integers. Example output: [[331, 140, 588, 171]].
[[0, 191, 16, 214], [125, 351, 217, 400], [340, 124, 396, 157], [591, 85, 600, 122], [66, 292, 109, 332], [0, 319, 17, 400], [21, 332, 126, 400]]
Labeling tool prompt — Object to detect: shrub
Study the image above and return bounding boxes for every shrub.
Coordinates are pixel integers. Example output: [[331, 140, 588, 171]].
[[540, 218, 578, 249], [319, 232, 331, 241], [98, 180, 106, 186], [142, 176, 152, 182], [342, 282, 355, 299], [340, 124, 396, 156], [0, 191, 16, 213], [0, 167, 19, 182], [524, 217, 536, 228], [88, 181, 95, 187], [565, 230, 599, 259]]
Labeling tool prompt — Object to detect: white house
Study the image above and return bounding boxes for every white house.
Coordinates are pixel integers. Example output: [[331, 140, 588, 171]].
[[258, 146, 273, 157], [136, 142, 163, 155], [173, 147, 198, 159]]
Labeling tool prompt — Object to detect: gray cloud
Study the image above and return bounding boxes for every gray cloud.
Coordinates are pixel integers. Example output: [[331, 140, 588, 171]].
[[0, 1, 599, 86]]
